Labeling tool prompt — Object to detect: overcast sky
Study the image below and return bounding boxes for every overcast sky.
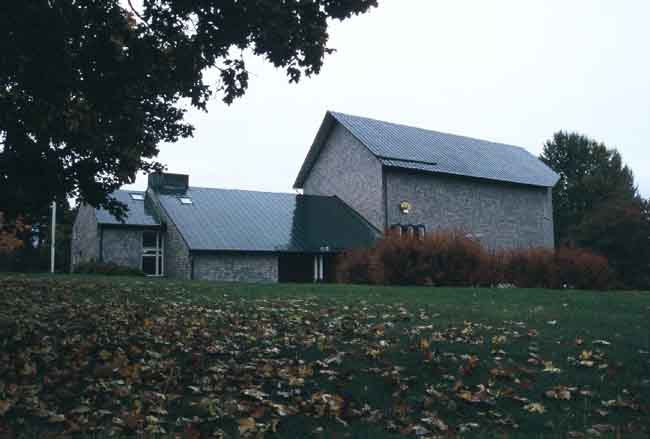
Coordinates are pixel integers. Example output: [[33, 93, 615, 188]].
[[124, 0, 650, 197]]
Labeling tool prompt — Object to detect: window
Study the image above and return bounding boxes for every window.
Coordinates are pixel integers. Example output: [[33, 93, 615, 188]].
[[130, 193, 145, 201], [179, 197, 193, 205], [142, 231, 163, 276], [390, 224, 426, 240]]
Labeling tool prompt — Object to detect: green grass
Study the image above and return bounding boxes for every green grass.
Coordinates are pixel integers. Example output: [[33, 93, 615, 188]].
[[0, 273, 649, 438]]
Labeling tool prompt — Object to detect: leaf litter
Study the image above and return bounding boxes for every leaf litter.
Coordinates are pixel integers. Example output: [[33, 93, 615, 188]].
[[0, 277, 649, 438]]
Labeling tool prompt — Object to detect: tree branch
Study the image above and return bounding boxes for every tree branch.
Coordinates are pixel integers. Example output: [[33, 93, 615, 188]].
[[127, 0, 151, 29]]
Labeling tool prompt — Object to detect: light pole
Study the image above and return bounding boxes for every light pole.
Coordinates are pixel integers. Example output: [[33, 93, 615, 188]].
[[50, 200, 56, 274]]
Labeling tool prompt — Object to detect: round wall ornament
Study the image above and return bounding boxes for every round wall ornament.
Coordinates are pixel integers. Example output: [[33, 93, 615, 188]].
[[399, 201, 411, 214]]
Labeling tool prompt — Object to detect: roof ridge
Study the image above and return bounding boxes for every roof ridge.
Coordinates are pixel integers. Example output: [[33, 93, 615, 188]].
[[182, 186, 353, 201], [329, 110, 528, 153]]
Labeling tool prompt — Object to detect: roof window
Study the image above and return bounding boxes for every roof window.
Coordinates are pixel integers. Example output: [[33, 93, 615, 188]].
[[179, 197, 193, 205], [130, 193, 145, 201]]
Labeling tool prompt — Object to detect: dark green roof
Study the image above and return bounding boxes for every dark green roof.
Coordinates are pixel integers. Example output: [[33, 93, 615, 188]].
[[157, 187, 380, 252], [96, 190, 160, 226]]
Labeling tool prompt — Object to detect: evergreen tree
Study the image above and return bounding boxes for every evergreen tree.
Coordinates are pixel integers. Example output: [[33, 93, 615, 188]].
[[541, 132, 650, 288]]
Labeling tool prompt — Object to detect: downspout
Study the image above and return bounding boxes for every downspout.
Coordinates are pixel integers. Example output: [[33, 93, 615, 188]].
[[190, 254, 195, 281], [382, 165, 388, 232]]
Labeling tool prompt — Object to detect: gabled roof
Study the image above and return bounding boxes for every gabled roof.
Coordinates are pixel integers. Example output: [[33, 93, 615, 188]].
[[157, 187, 381, 252], [96, 190, 160, 226], [294, 111, 560, 188]]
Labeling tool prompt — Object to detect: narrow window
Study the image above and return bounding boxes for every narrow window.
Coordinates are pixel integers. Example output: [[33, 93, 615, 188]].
[[417, 225, 426, 239], [142, 231, 163, 276], [390, 224, 402, 237]]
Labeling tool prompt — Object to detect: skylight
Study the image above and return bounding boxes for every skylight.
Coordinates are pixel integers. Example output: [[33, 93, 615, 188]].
[[179, 197, 193, 205], [130, 193, 145, 201]]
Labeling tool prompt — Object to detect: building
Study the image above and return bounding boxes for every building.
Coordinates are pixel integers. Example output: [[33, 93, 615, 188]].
[[71, 111, 559, 282]]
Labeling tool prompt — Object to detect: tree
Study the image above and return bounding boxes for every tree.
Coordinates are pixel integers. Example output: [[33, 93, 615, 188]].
[[574, 196, 650, 288], [541, 132, 650, 288], [0, 0, 377, 220], [540, 132, 637, 246]]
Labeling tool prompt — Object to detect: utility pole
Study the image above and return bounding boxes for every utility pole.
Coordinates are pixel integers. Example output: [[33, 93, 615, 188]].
[[50, 200, 56, 274]]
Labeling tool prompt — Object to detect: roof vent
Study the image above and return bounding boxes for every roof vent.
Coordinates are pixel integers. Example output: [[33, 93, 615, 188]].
[[179, 197, 193, 205]]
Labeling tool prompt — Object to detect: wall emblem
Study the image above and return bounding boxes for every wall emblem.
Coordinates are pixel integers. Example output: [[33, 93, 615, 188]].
[[399, 201, 411, 214]]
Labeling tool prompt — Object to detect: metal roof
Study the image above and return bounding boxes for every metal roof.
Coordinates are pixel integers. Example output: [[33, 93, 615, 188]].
[[96, 190, 161, 226], [295, 111, 559, 188], [157, 187, 381, 252]]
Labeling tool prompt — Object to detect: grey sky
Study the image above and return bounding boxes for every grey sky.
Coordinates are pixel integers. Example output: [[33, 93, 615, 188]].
[[124, 0, 650, 197]]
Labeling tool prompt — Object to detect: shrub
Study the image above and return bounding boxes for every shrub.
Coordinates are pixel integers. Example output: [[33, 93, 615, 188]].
[[336, 230, 489, 287], [335, 248, 376, 284], [417, 231, 486, 286], [555, 247, 614, 290], [74, 261, 145, 277], [500, 248, 557, 288], [335, 230, 615, 290]]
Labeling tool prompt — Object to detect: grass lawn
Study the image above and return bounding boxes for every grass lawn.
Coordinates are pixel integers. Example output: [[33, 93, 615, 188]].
[[1, 274, 649, 438]]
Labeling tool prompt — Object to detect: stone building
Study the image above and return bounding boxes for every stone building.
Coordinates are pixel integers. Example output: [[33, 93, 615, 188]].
[[71, 111, 559, 282]]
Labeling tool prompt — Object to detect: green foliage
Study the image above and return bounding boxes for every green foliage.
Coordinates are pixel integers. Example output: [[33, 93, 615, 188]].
[[336, 232, 614, 290], [540, 131, 637, 246], [73, 261, 144, 276], [540, 131, 650, 288], [0, 0, 377, 221]]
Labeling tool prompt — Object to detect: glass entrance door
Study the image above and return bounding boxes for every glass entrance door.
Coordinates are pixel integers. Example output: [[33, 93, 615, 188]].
[[142, 231, 163, 276]]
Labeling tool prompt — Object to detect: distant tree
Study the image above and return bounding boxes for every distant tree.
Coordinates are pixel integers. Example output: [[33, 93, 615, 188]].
[[0, 0, 377, 221], [540, 132, 637, 246], [541, 132, 650, 288]]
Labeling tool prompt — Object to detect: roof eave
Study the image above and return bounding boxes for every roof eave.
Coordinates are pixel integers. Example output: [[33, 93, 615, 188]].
[[383, 161, 559, 188]]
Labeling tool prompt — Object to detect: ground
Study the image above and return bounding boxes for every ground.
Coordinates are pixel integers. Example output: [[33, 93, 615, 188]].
[[0, 275, 649, 438]]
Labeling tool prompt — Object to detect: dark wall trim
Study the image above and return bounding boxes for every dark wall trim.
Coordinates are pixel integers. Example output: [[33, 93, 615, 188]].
[[383, 165, 552, 191], [98, 224, 164, 231], [382, 165, 388, 232], [189, 249, 342, 257]]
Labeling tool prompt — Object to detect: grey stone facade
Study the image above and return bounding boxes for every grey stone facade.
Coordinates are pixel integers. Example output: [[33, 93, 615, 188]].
[[193, 253, 278, 283], [101, 228, 144, 269], [150, 190, 191, 280], [71, 204, 99, 268], [384, 170, 554, 249], [303, 124, 385, 230]]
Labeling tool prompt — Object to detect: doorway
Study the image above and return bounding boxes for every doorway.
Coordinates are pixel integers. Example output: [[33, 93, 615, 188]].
[[278, 253, 336, 283]]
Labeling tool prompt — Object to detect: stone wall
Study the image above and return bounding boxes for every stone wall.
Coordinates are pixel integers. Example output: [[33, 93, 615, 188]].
[[71, 204, 99, 269], [303, 123, 385, 230], [193, 253, 279, 283], [152, 192, 192, 280], [385, 169, 554, 250], [101, 228, 143, 269]]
